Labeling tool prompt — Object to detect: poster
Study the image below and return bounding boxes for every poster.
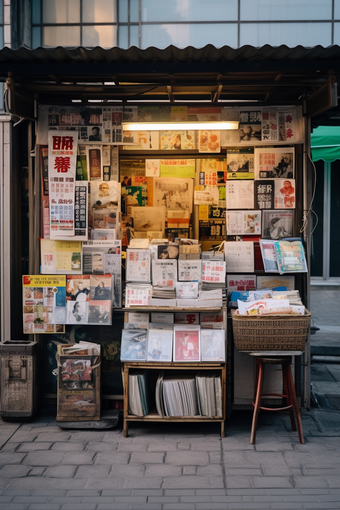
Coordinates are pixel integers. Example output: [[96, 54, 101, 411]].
[[160, 159, 196, 178], [22, 275, 66, 334], [254, 147, 295, 179], [226, 181, 254, 210], [40, 239, 83, 274], [48, 130, 78, 238]]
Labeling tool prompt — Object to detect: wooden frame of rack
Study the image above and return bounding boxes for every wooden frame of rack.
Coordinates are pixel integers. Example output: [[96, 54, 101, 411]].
[[123, 361, 227, 438]]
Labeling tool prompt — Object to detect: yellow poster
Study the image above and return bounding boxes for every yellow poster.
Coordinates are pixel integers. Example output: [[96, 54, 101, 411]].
[[199, 205, 209, 221], [41, 239, 82, 274], [160, 159, 195, 178]]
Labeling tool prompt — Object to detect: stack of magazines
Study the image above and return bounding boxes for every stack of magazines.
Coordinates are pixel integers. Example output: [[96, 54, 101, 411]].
[[128, 371, 149, 416], [154, 372, 222, 418], [59, 341, 101, 356]]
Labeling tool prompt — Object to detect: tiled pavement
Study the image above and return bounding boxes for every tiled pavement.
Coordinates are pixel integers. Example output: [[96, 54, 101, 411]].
[[0, 286, 339, 509]]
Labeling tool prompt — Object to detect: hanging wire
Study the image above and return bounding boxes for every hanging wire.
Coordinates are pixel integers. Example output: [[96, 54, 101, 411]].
[[300, 152, 319, 237]]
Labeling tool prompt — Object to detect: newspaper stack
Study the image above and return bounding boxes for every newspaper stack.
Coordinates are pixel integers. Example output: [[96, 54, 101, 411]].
[[201, 260, 226, 291]]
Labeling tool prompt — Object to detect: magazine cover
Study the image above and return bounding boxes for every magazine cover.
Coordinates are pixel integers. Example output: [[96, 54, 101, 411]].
[[262, 210, 294, 239], [146, 328, 173, 362], [226, 211, 261, 236], [227, 148, 254, 179], [120, 329, 147, 361], [88, 300, 112, 324], [254, 180, 275, 209], [66, 300, 88, 324], [173, 327, 200, 362], [274, 179, 296, 209], [274, 239, 308, 274], [259, 239, 279, 273], [160, 131, 196, 150], [239, 110, 262, 143], [200, 329, 226, 361], [89, 274, 112, 301], [152, 259, 177, 287], [126, 248, 151, 282], [254, 147, 295, 179], [66, 275, 91, 301]]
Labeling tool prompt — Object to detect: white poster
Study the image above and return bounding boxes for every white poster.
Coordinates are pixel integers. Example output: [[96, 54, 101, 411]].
[[48, 131, 78, 238]]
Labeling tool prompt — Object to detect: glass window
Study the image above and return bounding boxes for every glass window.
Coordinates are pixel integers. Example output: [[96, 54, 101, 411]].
[[119, 0, 128, 23], [82, 25, 116, 47], [240, 22, 332, 47], [131, 0, 139, 23], [240, 0, 332, 21], [43, 26, 81, 46], [32, 0, 41, 24], [335, 0, 340, 19], [142, 23, 238, 49], [42, 0, 80, 24], [334, 22, 340, 44], [142, 0, 237, 22], [32, 27, 41, 47], [119, 25, 128, 47], [0, 0, 3, 24], [82, 0, 116, 23], [130, 25, 139, 46]]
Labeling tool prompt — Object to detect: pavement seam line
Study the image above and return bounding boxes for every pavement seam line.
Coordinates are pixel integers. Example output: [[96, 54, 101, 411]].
[[0, 423, 23, 452], [219, 437, 227, 493]]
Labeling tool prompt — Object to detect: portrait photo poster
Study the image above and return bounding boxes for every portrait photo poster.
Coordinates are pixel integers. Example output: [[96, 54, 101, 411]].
[[200, 329, 226, 362], [173, 326, 200, 362], [254, 147, 295, 180], [261, 210, 294, 240], [146, 328, 173, 362]]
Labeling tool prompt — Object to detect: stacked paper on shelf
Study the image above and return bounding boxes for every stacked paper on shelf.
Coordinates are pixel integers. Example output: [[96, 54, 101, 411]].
[[60, 341, 101, 356], [201, 260, 226, 290], [162, 375, 199, 417], [128, 371, 149, 416], [125, 283, 152, 308], [148, 298, 178, 307], [151, 286, 176, 299], [195, 373, 222, 417]]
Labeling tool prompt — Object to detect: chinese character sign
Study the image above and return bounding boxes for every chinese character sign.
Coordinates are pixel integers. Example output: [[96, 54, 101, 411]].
[[48, 131, 78, 238]]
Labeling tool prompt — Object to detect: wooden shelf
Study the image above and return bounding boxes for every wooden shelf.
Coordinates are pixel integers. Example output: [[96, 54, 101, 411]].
[[123, 361, 226, 438]]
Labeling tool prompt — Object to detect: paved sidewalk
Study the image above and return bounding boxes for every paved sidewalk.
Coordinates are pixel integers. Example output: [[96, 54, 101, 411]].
[[0, 407, 340, 509], [0, 287, 339, 509]]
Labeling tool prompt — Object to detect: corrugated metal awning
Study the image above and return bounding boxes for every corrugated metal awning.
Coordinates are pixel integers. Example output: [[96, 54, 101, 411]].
[[1, 44, 340, 124]]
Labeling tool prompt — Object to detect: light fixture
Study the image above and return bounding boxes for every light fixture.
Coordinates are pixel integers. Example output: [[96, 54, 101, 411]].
[[121, 121, 239, 131]]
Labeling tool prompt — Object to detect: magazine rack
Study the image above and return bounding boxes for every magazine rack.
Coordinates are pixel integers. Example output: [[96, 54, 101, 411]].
[[123, 361, 227, 438]]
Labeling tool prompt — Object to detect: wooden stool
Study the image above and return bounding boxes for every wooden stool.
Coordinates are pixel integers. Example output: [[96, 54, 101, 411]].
[[250, 356, 304, 445]]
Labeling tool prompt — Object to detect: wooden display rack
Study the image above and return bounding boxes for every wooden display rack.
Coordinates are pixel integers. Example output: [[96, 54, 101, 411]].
[[123, 362, 227, 438]]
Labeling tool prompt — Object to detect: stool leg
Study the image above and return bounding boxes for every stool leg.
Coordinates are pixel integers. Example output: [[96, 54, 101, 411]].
[[286, 363, 305, 445], [282, 363, 297, 431], [250, 360, 265, 445]]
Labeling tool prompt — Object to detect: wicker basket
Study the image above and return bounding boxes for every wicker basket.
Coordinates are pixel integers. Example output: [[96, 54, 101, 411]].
[[231, 309, 311, 351]]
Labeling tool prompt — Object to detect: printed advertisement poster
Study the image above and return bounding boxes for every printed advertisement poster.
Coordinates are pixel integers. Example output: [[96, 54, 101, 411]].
[[22, 275, 66, 334], [48, 131, 78, 238], [40, 239, 83, 274]]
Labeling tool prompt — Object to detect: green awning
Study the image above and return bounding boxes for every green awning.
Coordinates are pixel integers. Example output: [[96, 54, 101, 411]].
[[311, 125, 340, 162]]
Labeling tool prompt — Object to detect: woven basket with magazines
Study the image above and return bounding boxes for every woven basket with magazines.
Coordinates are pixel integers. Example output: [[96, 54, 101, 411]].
[[231, 309, 311, 351]]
